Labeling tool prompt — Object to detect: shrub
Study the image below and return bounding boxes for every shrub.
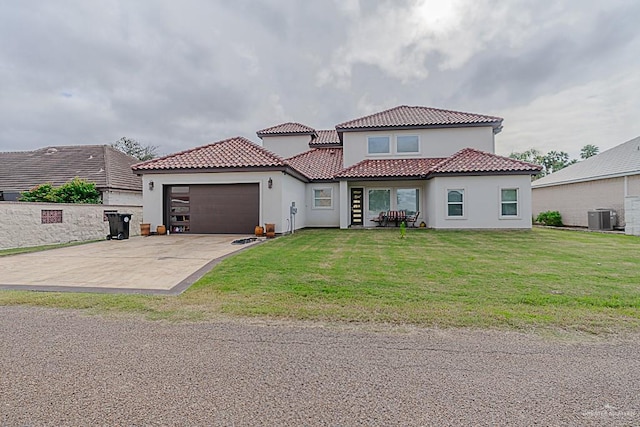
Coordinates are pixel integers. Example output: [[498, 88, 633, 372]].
[[19, 183, 57, 202], [536, 210, 563, 227], [20, 178, 101, 204]]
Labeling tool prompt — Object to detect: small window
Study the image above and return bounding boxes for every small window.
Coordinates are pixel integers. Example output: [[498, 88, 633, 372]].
[[501, 188, 518, 217], [368, 136, 390, 154], [313, 188, 333, 209], [396, 135, 419, 153], [447, 189, 464, 217]]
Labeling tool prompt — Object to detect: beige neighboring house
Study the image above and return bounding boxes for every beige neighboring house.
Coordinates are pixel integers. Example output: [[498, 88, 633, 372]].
[[532, 136, 640, 231], [0, 145, 142, 205], [133, 105, 541, 234]]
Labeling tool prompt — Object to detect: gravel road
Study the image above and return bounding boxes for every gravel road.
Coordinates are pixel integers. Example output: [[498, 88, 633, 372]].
[[1, 306, 638, 426]]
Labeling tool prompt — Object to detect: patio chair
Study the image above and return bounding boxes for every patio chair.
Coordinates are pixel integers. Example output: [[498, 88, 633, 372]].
[[370, 211, 387, 227], [405, 211, 420, 227]]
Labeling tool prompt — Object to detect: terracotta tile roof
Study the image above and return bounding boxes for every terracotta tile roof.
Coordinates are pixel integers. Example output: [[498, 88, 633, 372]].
[[335, 105, 503, 131], [335, 158, 446, 179], [256, 122, 316, 137], [286, 148, 344, 180], [132, 137, 285, 171], [0, 145, 141, 192], [310, 129, 341, 146], [431, 148, 542, 174]]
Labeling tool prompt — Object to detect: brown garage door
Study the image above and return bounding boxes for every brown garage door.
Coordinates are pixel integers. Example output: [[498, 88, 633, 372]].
[[189, 184, 259, 234]]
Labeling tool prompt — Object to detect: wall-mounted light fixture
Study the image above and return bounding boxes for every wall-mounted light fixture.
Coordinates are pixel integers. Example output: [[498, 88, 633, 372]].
[[268, 178, 273, 189], [148, 180, 154, 191]]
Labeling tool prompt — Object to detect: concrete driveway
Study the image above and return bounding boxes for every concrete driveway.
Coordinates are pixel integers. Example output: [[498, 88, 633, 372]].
[[0, 235, 263, 295]]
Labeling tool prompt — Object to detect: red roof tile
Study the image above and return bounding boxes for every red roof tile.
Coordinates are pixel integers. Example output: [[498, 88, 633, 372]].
[[132, 137, 285, 171], [310, 129, 341, 146], [286, 147, 344, 180], [335, 158, 446, 179], [256, 122, 316, 137], [431, 148, 542, 174], [335, 105, 503, 131]]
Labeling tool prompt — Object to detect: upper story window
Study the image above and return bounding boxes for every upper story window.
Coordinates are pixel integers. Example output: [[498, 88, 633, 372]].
[[447, 189, 464, 217], [500, 188, 519, 217], [396, 135, 419, 153], [367, 136, 390, 154]]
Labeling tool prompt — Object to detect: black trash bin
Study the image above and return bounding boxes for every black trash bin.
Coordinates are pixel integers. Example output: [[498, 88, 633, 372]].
[[106, 213, 132, 240]]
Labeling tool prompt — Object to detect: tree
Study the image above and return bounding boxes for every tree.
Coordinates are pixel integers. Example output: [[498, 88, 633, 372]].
[[542, 150, 576, 175], [510, 148, 577, 179], [509, 149, 545, 165], [580, 144, 599, 159], [112, 137, 158, 161]]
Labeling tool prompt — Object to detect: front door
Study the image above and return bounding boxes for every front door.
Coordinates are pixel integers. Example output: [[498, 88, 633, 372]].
[[350, 187, 364, 226]]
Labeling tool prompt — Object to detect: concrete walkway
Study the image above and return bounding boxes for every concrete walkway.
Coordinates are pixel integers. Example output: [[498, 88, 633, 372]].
[[0, 235, 263, 294]]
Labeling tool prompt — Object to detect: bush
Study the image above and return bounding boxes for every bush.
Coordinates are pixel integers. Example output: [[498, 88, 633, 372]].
[[18, 183, 57, 202], [536, 211, 563, 227], [20, 178, 101, 204]]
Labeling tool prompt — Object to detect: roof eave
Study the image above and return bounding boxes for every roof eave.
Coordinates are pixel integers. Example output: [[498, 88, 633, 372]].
[[430, 170, 540, 178], [532, 170, 640, 188], [134, 165, 288, 175], [335, 122, 503, 133]]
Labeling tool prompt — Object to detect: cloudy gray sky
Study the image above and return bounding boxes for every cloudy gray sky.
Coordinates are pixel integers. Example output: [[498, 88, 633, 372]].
[[1, 0, 639, 158]]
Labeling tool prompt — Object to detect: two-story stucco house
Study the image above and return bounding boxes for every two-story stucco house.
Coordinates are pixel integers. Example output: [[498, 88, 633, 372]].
[[132, 105, 541, 234]]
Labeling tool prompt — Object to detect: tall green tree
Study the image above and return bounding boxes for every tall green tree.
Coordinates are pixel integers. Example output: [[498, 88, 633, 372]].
[[112, 137, 158, 161], [542, 150, 577, 175], [510, 148, 577, 179], [580, 144, 599, 159]]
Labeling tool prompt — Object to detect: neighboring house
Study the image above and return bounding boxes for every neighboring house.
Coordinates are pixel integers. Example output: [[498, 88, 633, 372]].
[[132, 105, 541, 234], [0, 145, 142, 205], [532, 136, 640, 228]]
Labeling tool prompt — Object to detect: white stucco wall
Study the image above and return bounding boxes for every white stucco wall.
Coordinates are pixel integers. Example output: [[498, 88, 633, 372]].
[[260, 134, 312, 159], [141, 171, 296, 234], [342, 126, 495, 167], [280, 173, 307, 232], [102, 189, 142, 206], [0, 202, 143, 250], [305, 182, 340, 228], [428, 175, 533, 229], [532, 177, 629, 227]]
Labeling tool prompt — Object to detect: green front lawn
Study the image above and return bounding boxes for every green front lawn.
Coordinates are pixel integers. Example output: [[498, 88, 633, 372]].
[[1, 228, 639, 333]]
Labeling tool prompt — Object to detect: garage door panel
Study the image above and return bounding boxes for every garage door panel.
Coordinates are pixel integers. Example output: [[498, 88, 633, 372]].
[[189, 184, 259, 234]]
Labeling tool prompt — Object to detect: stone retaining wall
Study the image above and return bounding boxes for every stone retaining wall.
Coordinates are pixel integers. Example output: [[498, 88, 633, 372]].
[[0, 202, 143, 250]]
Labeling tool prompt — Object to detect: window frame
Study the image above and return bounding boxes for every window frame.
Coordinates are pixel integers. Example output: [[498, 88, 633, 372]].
[[499, 187, 520, 218], [367, 135, 391, 155], [367, 188, 391, 218], [446, 188, 466, 219], [396, 188, 420, 215], [312, 187, 333, 210], [395, 135, 420, 154]]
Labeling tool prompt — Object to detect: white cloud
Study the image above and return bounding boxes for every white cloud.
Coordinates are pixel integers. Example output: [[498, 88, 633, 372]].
[[497, 68, 640, 158]]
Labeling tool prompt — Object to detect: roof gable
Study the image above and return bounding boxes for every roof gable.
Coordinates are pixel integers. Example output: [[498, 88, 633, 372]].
[[334, 149, 540, 180], [132, 137, 285, 171], [335, 105, 503, 132], [431, 148, 542, 175], [0, 145, 141, 192], [310, 129, 341, 147], [532, 136, 640, 187], [256, 122, 316, 137], [335, 158, 446, 179], [286, 147, 344, 180]]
